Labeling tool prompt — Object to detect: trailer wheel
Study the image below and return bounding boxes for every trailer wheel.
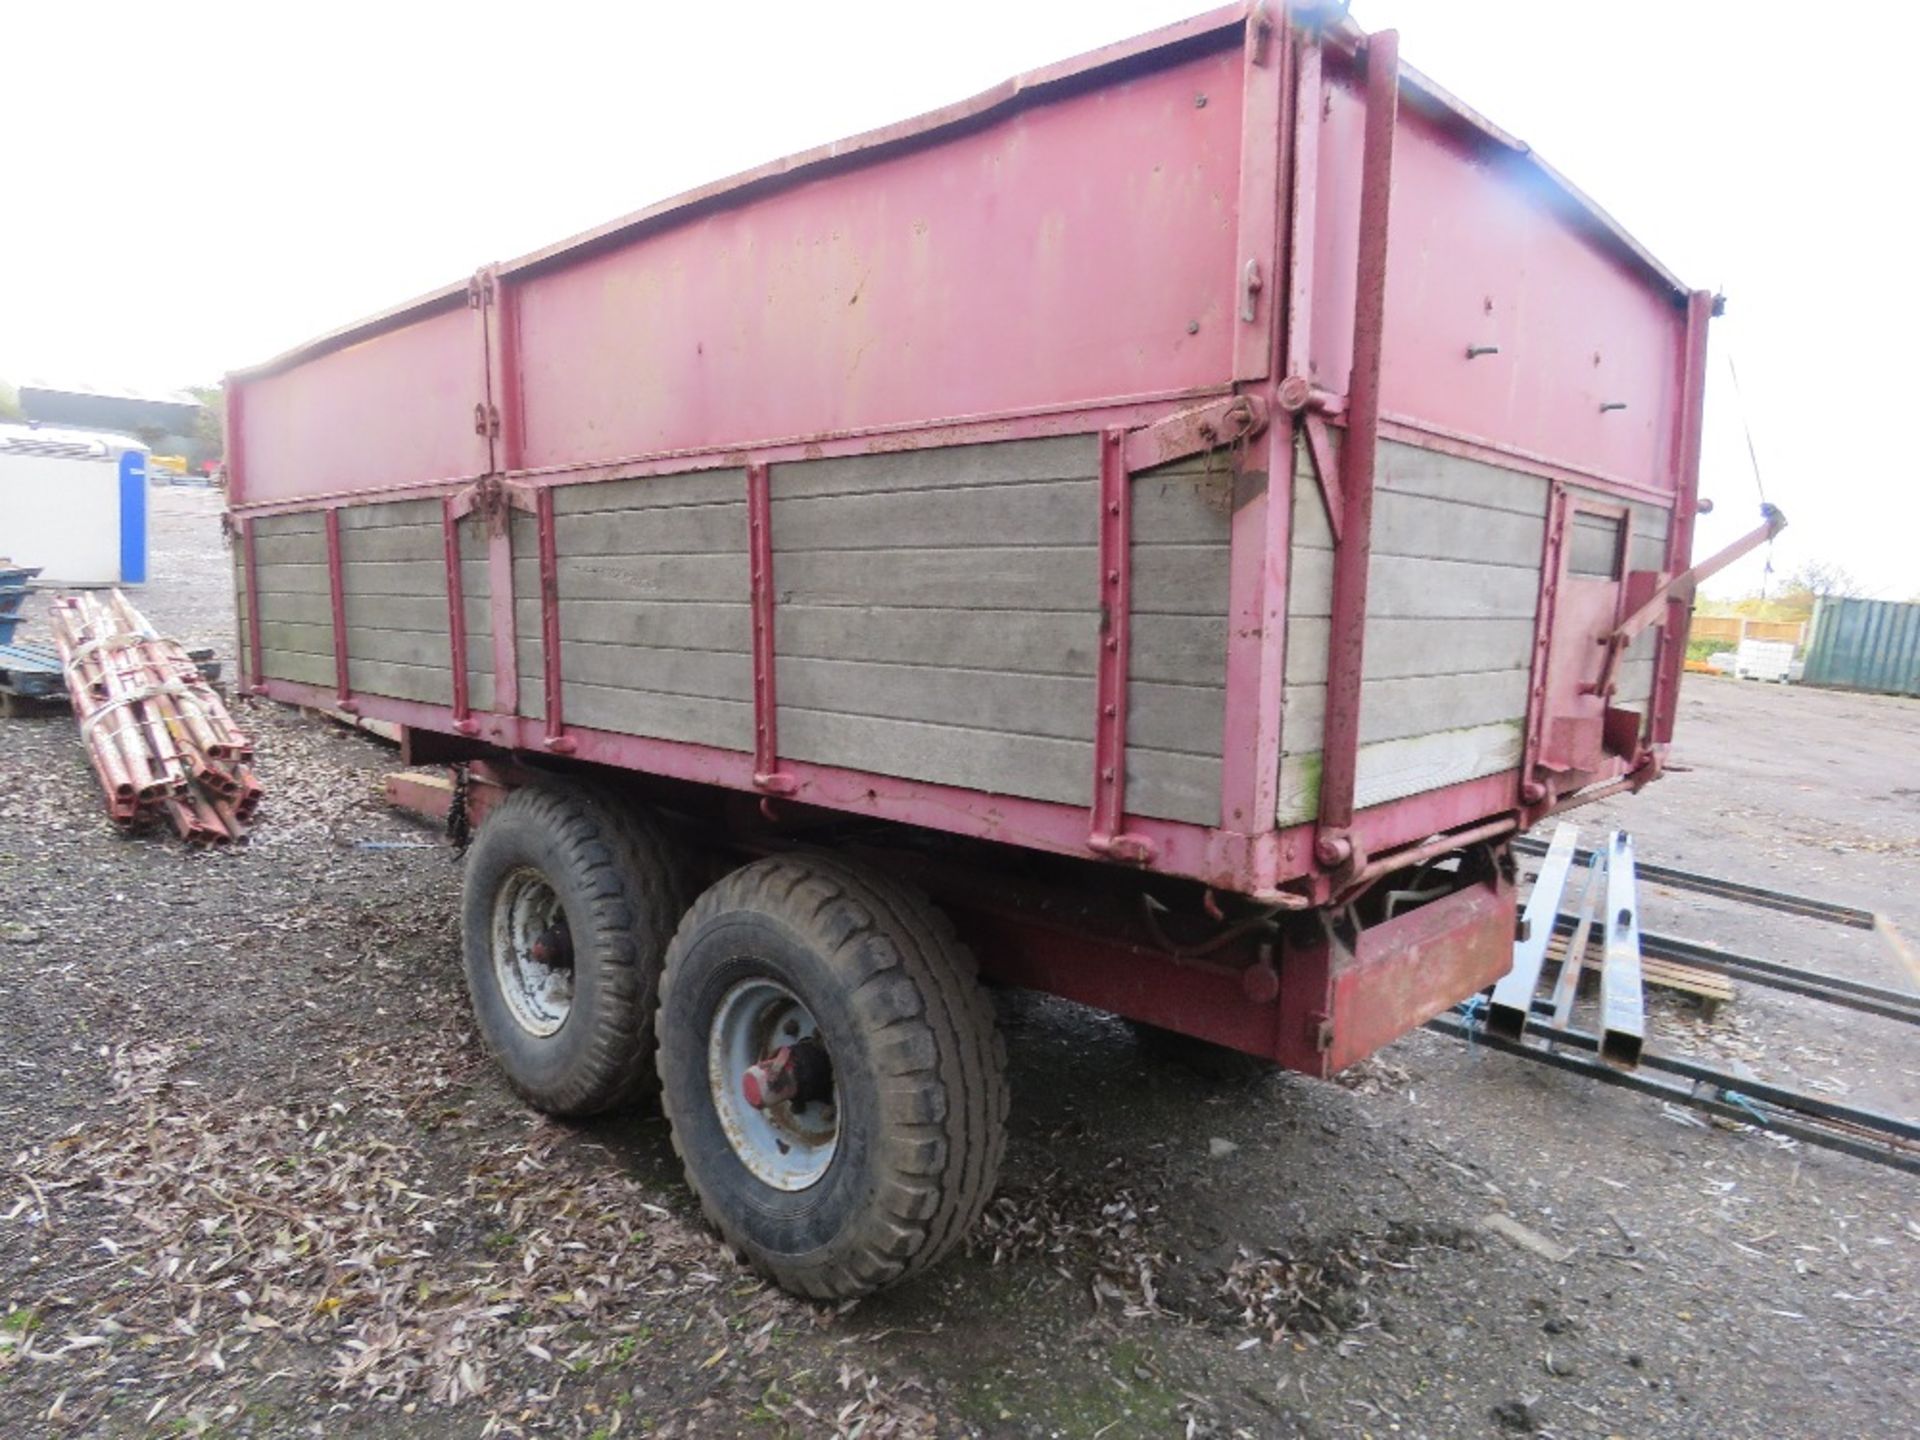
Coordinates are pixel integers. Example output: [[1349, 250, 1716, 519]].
[[461, 783, 688, 1116], [657, 854, 1007, 1299]]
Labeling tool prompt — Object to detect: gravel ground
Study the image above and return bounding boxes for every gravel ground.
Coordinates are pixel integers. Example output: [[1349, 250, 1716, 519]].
[[1, 487, 1914, 1438]]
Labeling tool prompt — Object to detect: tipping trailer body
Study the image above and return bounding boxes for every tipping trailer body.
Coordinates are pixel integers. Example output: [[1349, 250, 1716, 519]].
[[227, 4, 1710, 1077]]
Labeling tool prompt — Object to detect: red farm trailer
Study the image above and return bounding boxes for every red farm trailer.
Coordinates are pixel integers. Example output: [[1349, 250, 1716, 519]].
[[225, 3, 1778, 1298]]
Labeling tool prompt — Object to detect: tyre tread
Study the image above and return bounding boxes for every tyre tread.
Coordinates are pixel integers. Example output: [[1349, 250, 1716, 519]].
[[657, 852, 1007, 1297]]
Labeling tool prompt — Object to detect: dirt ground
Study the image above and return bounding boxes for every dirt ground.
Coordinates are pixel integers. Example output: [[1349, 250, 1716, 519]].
[[1, 487, 1914, 1439]]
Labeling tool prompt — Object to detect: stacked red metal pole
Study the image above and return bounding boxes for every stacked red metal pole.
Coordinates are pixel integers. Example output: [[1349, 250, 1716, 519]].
[[50, 591, 262, 843]]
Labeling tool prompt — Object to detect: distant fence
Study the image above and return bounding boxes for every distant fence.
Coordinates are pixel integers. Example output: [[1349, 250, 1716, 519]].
[[1802, 597, 1920, 698], [1688, 614, 1806, 649]]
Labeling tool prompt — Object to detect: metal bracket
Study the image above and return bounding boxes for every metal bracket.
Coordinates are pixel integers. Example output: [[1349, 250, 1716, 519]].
[[449, 474, 534, 534], [1299, 410, 1344, 543], [1122, 393, 1267, 473], [1592, 503, 1787, 699]]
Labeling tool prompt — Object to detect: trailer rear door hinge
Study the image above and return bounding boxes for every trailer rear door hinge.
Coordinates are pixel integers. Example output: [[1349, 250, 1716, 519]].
[[1240, 257, 1265, 323], [473, 402, 501, 439], [1122, 394, 1267, 473], [467, 271, 495, 308]]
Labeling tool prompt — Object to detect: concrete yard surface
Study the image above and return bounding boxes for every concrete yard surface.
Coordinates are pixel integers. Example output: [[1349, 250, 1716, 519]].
[[0, 486, 1914, 1438]]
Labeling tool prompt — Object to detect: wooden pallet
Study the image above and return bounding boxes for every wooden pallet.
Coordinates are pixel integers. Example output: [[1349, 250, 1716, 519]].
[[1545, 935, 1735, 1010]]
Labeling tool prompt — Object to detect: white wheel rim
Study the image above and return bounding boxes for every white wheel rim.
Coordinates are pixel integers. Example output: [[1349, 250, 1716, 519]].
[[708, 978, 839, 1191], [491, 867, 573, 1038]]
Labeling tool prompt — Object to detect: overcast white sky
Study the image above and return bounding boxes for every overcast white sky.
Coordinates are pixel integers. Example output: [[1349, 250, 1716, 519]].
[[2, 1, 1911, 598]]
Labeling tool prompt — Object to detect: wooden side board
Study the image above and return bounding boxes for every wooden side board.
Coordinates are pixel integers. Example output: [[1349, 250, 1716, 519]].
[[1278, 437, 1546, 825], [241, 425, 1671, 844], [761, 436, 1232, 825]]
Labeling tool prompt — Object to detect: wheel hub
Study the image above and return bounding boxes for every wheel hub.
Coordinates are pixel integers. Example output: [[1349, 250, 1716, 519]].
[[709, 979, 839, 1190], [490, 868, 574, 1038], [741, 1038, 831, 1110]]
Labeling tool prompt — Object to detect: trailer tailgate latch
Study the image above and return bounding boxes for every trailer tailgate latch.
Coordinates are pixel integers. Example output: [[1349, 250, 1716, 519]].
[[1240, 258, 1264, 324]]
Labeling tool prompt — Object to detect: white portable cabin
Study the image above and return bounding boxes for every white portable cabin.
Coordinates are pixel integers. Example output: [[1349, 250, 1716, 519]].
[[0, 423, 149, 585]]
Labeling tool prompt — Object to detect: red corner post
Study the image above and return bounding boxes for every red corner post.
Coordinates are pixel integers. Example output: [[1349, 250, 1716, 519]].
[[535, 484, 573, 753], [746, 461, 791, 793], [1314, 28, 1398, 874], [441, 496, 475, 734], [1089, 427, 1150, 863], [324, 507, 356, 712], [1649, 289, 1716, 747], [239, 516, 266, 695]]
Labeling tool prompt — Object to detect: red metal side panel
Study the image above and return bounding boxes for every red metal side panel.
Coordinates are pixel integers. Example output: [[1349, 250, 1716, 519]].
[[1309, 55, 1686, 492], [231, 302, 490, 505], [505, 47, 1246, 471]]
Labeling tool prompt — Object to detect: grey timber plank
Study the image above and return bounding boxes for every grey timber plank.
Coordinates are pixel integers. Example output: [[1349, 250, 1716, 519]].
[[339, 558, 453, 598], [1615, 656, 1657, 706], [339, 523, 446, 565], [1133, 615, 1227, 687], [256, 591, 333, 627], [255, 563, 331, 595], [256, 621, 333, 658], [1284, 616, 1537, 687], [340, 594, 456, 634], [778, 708, 1087, 807], [552, 470, 747, 515], [1130, 682, 1226, 758], [772, 480, 1096, 552], [260, 648, 334, 687], [775, 605, 1099, 678], [772, 436, 1097, 500], [255, 511, 326, 539], [340, 498, 442, 530], [1277, 720, 1524, 824], [561, 683, 753, 748], [1284, 667, 1531, 751], [346, 658, 454, 705], [777, 656, 1091, 742], [519, 552, 747, 604], [346, 628, 459, 670], [554, 504, 747, 557], [1568, 513, 1626, 577], [1373, 441, 1551, 517], [1132, 461, 1235, 545], [1286, 552, 1540, 620], [549, 598, 751, 652], [774, 546, 1094, 611], [1132, 544, 1232, 617], [554, 641, 751, 700], [1128, 748, 1221, 826], [1293, 490, 1546, 568], [254, 532, 333, 566]]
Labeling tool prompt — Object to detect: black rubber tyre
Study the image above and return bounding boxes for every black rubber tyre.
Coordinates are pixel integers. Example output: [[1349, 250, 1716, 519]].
[[461, 782, 689, 1116], [657, 853, 1008, 1299]]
